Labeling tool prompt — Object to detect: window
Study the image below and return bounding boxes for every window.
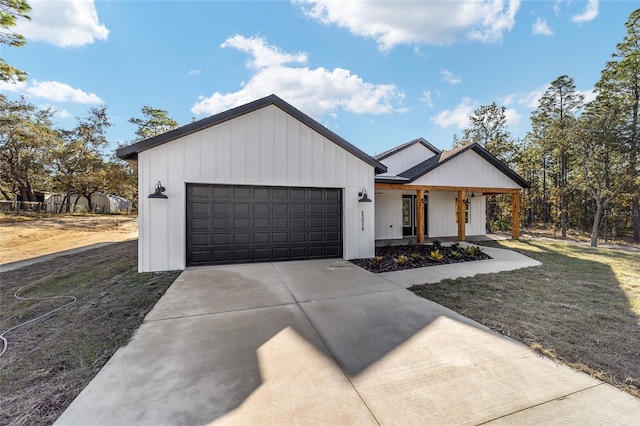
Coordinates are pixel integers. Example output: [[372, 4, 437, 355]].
[[455, 198, 469, 224]]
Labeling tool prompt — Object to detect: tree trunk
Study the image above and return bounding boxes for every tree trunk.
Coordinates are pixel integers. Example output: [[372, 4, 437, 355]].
[[633, 196, 640, 243], [590, 200, 603, 247], [66, 184, 72, 213]]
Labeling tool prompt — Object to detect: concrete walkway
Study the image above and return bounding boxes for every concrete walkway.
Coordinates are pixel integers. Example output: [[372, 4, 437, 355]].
[[55, 247, 640, 425]]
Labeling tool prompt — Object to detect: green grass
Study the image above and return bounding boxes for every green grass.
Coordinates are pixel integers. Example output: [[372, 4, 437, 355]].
[[410, 239, 640, 397], [0, 240, 181, 426]]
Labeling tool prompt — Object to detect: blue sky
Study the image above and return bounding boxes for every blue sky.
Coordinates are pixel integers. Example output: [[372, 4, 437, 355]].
[[0, 0, 635, 155]]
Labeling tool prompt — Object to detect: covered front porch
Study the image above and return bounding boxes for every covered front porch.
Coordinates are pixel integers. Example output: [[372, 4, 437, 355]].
[[374, 183, 522, 244]]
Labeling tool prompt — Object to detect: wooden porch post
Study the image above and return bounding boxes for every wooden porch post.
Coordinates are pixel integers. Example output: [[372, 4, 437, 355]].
[[457, 190, 466, 241], [417, 189, 425, 243], [512, 192, 521, 239]]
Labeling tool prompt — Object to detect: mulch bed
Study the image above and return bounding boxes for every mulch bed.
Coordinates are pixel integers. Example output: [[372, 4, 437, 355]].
[[350, 243, 491, 273]]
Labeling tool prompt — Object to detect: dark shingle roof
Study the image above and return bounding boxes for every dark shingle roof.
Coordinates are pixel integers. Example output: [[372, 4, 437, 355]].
[[376, 143, 530, 188], [116, 94, 387, 174], [373, 137, 441, 161]]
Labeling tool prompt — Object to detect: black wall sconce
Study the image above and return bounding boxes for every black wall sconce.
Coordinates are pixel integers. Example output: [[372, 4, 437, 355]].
[[421, 194, 428, 204], [464, 197, 470, 206], [358, 188, 372, 202], [148, 181, 168, 199]]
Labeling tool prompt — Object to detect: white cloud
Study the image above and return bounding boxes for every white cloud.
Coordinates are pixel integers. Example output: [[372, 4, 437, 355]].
[[420, 91, 433, 107], [221, 35, 308, 69], [500, 85, 549, 109], [26, 81, 103, 103], [572, 0, 598, 23], [532, 18, 553, 36], [2, 79, 103, 104], [55, 108, 72, 119], [294, 0, 520, 51], [504, 107, 522, 127], [188, 69, 202, 76], [441, 69, 462, 84], [0, 79, 27, 93], [40, 105, 72, 119], [15, 0, 109, 47], [579, 88, 596, 104], [432, 97, 478, 129], [192, 35, 404, 118]]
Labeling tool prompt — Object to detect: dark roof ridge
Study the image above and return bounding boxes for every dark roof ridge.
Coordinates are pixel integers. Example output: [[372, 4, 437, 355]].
[[116, 94, 387, 174]]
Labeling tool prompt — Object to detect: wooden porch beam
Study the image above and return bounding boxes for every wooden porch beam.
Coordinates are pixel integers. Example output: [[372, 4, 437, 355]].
[[457, 190, 466, 241], [375, 182, 520, 194], [416, 189, 425, 244], [512, 192, 521, 239]]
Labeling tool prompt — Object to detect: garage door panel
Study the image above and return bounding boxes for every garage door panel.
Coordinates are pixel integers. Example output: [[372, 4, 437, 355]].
[[212, 187, 230, 198], [233, 187, 251, 198], [187, 184, 342, 265], [291, 218, 306, 228], [212, 218, 231, 230], [290, 203, 306, 214], [253, 218, 270, 228], [273, 232, 289, 243], [212, 234, 230, 244], [212, 202, 230, 214], [190, 218, 210, 230], [253, 187, 270, 198], [254, 203, 270, 214], [233, 203, 251, 214], [254, 232, 270, 243], [253, 248, 271, 260], [273, 203, 288, 214], [191, 235, 210, 246], [191, 186, 210, 198]]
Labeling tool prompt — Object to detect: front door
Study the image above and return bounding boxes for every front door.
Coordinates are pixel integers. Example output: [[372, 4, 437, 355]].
[[402, 195, 428, 237]]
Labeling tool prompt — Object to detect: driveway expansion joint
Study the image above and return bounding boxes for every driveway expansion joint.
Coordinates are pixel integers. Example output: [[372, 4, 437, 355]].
[[476, 383, 605, 425]]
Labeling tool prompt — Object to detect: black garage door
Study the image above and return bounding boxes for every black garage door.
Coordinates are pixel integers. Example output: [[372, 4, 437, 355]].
[[186, 184, 342, 266]]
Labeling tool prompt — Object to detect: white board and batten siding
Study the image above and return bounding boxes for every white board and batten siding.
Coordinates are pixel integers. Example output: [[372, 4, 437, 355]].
[[374, 189, 486, 240], [138, 105, 376, 272], [377, 143, 437, 177], [412, 150, 521, 189], [374, 190, 403, 240], [427, 192, 485, 238]]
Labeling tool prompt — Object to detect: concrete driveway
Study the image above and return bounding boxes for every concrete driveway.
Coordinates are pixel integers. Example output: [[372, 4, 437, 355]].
[[56, 249, 640, 425]]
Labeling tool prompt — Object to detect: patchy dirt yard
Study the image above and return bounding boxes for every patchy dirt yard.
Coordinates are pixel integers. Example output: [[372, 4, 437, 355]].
[[0, 214, 138, 265], [0, 215, 180, 425]]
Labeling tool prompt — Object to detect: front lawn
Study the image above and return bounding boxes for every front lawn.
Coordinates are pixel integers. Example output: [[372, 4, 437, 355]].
[[0, 241, 180, 425], [410, 239, 640, 397]]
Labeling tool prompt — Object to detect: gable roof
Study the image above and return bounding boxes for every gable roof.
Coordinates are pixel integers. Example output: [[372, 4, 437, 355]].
[[376, 142, 530, 188], [373, 137, 441, 161], [116, 94, 387, 174]]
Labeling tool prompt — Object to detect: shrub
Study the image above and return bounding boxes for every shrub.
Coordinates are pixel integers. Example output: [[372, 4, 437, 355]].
[[451, 242, 460, 250], [431, 239, 442, 249], [450, 250, 462, 259], [429, 249, 444, 262], [464, 245, 483, 257], [394, 255, 409, 265], [410, 252, 422, 261]]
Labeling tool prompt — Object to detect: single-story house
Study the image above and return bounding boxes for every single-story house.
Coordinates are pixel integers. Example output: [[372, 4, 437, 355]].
[[117, 95, 529, 272]]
